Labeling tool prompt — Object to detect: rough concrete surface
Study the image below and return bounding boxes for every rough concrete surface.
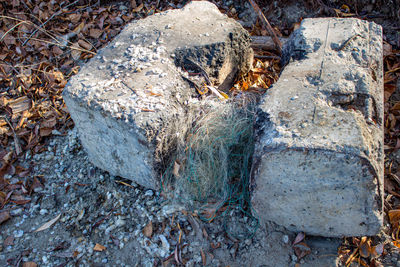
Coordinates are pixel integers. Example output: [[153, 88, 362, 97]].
[[251, 18, 384, 237], [63, 1, 253, 189]]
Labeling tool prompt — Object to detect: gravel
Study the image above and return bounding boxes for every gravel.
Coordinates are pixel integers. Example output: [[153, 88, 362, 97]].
[[0, 1, 397, 266]]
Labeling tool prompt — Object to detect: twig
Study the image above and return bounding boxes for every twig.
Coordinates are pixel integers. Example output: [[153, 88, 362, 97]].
[[2, 116, 22, 155], [0, 21, 26, 42], [254, 54, 281, 60], [248, 0, 282, 54], [334, 34, 361, 51], [22, 0, 80, 46], [24, 37, 96, 55], [251, 36, 287, 50]]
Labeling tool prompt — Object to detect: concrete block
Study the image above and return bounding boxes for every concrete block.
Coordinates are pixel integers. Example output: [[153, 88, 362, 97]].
[[63, 1, 253, 189], [251, 18, 384, 237]]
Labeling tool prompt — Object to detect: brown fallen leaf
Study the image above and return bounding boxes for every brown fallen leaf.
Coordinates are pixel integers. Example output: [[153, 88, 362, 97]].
[[359, 237, 371, 258], [0, 211, 10, 224], [293, 242, 311, 260], [89, 28, 103, 39], [22, 262, 37, 267], [78, 39, 92, 50], [39, 127, 53, 137], [34, 213, 61, 232], [132, 3, 143, 12], [70, 43, 81, 60], [93, 243, 106, 252], [73, 22, 85, 34], [200, 248, 206, 266], [293, 232, 305, 245], [371, 243, 384, 258], [142, 221, 153, 238]]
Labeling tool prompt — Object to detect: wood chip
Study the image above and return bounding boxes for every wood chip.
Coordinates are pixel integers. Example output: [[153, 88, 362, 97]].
[[8, 96, 31, 114], [93, 243, 106, 251], [0, 211, 10, 224], [142, 221, 153, 238], [22, 262, 37, 267]]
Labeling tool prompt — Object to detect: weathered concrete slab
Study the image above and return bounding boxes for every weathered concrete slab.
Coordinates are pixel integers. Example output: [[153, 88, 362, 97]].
[[63, 1, 253, 189], [251, 18, 384, 237]]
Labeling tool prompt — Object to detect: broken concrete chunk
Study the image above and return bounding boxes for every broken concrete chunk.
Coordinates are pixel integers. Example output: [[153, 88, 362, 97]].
[[63, 1, 253, 189], [251, 18, 384, 237]]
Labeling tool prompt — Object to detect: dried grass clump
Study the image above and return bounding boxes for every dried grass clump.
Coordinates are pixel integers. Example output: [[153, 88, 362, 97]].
[[162, 100, 255, 209]]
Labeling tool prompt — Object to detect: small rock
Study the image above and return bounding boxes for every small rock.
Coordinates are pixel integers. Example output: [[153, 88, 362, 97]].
[[45, 153, 54, 161], [119, 5, 127, 11], [115, 218, 126, 227], [159, 234, 170, 251], [39, 209, 49, 215], [145, 190, 154, 197], [10, 208, 23, 216], [14, 230, 24, 238], [282, 235, 289, 244], [52, 129, 62, 135]]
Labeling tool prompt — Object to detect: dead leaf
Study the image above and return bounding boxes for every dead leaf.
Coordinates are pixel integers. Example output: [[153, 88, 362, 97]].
[[293, 242, 311, 260], [210, 242, 221, 249], [0, 211, 10, 224], [293, 232, 305, 245], [78, 39, 92, 50], [89, 28, 103, 39], [242, 81, 249, 90], [39, 127, 53, 137], [50, 241, 71, 252], [174, 244, 183, 265], [200, 248, 206, 266], [142, 221, 153, 238], [34, 213, 61, 232], [371, 243, 384, 258], [359, 237, 371, 258], [389, 209, 400, 225], [132, 3, 143, 12], [22, 262, 37, 267], [340, 4, 351, 13], [7, 96, 31, 114], [73, 22, 85, 34], [383, 41, 392, 57], [69, 13, 81, 24], [12, 199, 31, 205], [93, 243, 106, 251], [173, 160, 180, 177], [393, 240, 400, 248]]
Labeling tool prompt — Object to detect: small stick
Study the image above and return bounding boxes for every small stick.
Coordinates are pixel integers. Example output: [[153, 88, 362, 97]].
[[22, 0, 80, 46], [254, 54, 281, 60], [248, 0, 282, 54], [3, 116, 22, 155]]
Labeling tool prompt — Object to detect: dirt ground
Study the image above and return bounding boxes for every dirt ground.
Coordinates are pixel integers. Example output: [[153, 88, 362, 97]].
[[1, 0, 400, 266]]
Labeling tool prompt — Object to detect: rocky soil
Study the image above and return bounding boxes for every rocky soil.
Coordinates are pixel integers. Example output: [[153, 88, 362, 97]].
[[0, 129, 340, 266], [1, 0, 400, 266]]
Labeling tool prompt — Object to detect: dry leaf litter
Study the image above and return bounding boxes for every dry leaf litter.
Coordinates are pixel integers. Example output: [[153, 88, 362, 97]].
[[0, 0, 399, 266]]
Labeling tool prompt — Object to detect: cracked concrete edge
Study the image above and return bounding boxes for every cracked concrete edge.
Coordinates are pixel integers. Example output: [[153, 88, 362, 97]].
[[251, 18, 384, 237]]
